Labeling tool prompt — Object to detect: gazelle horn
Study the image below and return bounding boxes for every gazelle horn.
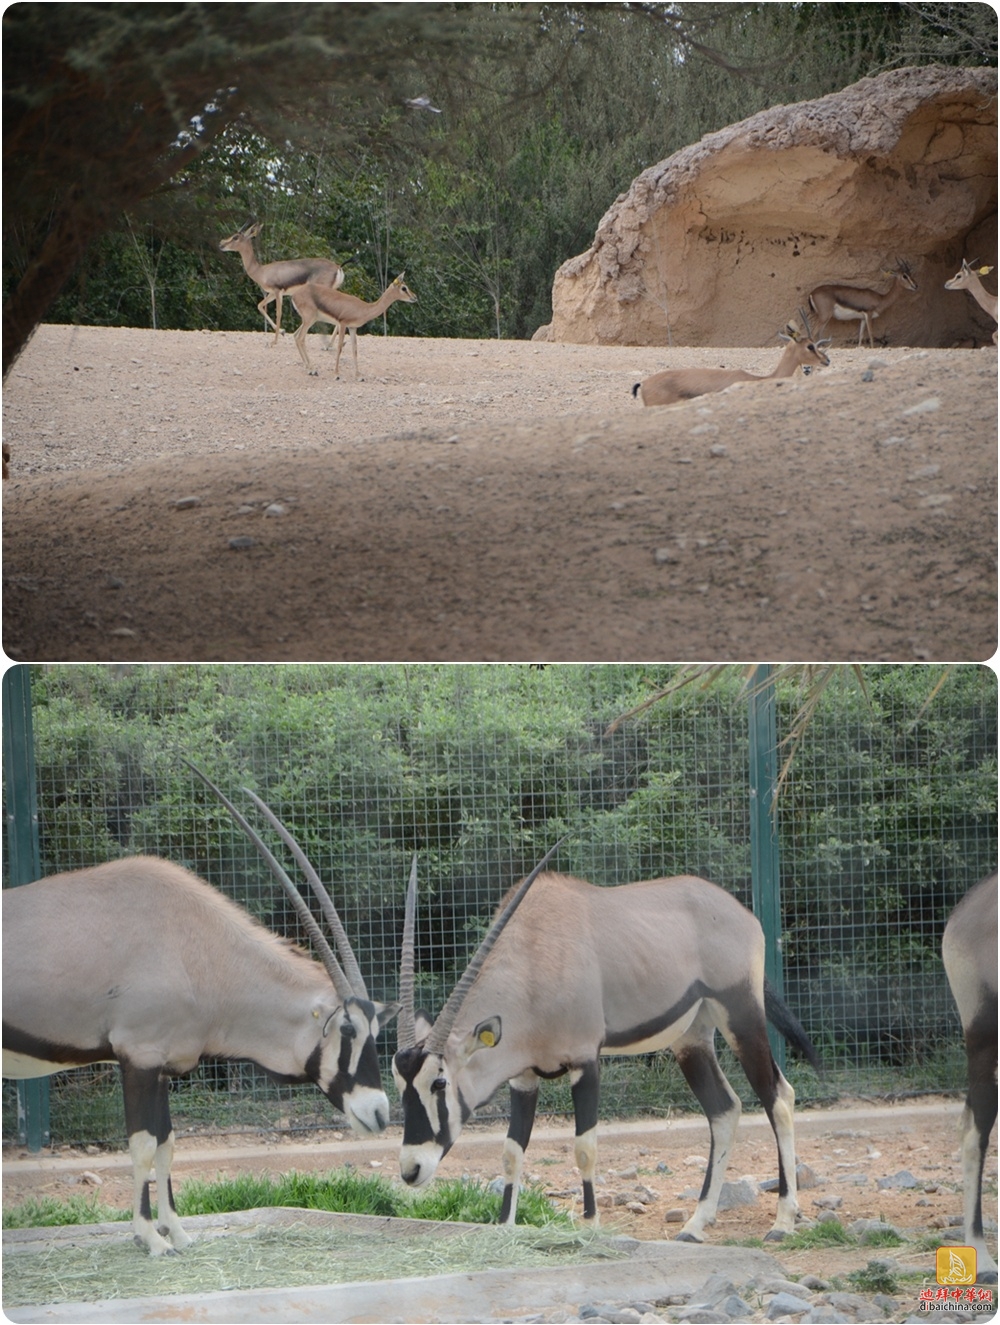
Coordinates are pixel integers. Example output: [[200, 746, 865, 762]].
[[419, 840, 565, 1057], [184, 761, 356, 1003]]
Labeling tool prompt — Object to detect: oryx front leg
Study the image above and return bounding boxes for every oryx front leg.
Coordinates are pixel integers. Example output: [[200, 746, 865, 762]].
[[571, 1060, 601, 1221], [673, 1037, 742, 1242], [123, 1064, 190, 1255], [500, 1075, 539, 1225]]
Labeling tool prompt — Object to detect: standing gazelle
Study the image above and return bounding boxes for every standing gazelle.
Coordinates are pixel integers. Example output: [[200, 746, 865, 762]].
[[2, 767, 398, 1256], [944, 260, 998, 344], [288, 274, 418, 378], [807, 259, 918, 349], [942, 872, 998, 1283], [632, 318, 830, 407], [219, 220, 345, 344], [393, 856, 820, 1241]]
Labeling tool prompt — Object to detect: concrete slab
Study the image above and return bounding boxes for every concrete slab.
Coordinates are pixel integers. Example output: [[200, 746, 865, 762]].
[[4, 1210, 784, 1324]]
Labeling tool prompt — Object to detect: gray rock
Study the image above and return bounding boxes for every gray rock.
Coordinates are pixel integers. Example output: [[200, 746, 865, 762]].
[[799, 1276, 831, 1292], [687, 1273, 740, 1307], [674, 1313, 723, 1324], [717, 1178, 758, 1210], [877, 1170, 918, 1190], [804, 1311, 851, 1324], [827, 1291, 881, 1314], [766, 1291, 815, 1318]]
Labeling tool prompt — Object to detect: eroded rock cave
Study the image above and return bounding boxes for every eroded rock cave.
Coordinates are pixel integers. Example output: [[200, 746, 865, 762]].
[[547, 65, 997, 348]]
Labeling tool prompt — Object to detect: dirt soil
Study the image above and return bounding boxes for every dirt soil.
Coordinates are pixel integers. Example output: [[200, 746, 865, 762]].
[[4, 1099, 996, 1287], [2, 325, 996, 663]]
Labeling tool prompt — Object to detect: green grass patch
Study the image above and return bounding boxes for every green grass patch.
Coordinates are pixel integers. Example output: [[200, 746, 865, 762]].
[[6, 1169, 573, 1233], [3, 1194, 128, 1230], [780, 1220, 854, 1249]]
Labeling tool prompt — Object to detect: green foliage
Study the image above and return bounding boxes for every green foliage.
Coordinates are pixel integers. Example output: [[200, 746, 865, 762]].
[[3, 1194, 127, 1229], [848, 1258, 903, 1295]]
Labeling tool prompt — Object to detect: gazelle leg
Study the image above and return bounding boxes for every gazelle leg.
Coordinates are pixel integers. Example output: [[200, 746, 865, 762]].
[[672, 1024, 742, 1242], [350, 327, 359, 381], [571, 1060, 601, 1221], [273, 291, 283, 344], [122, 1063, 188, 1255], [333, 325, 347, 379], [501, 1073, 539, 1225]]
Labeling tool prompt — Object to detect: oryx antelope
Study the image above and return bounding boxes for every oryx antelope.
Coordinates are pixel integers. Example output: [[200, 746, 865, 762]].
[[2, 768, 398, 1256], [288, 273, 418, 378], [807, 259, 918, 349], [394, 857, 820, 1241], [942, 872, 998, 1282], [632, 318, 830, 407], [219, 220, 345, 344], [944, 260, 998, 344]]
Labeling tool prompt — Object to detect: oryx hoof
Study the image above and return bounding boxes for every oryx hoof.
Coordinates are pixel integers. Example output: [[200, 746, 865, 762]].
[[674, 1231, 703, 1244], [308, 369, 319, 377], [763, 1228, 789, 1242]]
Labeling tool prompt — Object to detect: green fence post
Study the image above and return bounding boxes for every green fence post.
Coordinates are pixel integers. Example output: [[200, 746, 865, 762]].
[[748, 663, 784, 1069], [2, 664, 50, 1149]]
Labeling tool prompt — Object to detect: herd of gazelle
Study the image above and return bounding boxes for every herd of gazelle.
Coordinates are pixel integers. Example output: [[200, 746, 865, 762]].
[[3, 771, 995, 1275], [219, 222, 995, 398]]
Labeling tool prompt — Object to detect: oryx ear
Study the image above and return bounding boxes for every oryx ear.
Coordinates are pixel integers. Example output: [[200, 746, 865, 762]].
[[376, 1000, 401, 1029], [313, 999, 343, 1037], [457, 1016, 502, 1065], [414, 1010, 434, 1043]]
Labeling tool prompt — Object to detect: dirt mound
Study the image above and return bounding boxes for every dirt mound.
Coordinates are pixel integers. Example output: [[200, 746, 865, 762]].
[[2, 325, 995, 662]]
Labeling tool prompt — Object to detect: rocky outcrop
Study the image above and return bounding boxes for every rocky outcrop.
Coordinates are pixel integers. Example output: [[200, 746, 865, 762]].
[[548, 66, 997, 347]]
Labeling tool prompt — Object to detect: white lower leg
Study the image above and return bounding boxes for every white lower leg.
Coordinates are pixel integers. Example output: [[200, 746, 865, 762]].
[[500, 1136, 525, 1225], [679, 1099, 741, 1242], [154, 1132, 191, 1250], [767, 1074, 799, 1239], [129, 1131, 174, 1256], [574, 1127, 600, 1222]]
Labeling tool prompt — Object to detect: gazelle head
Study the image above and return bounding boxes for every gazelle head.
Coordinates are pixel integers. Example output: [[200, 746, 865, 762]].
[[186, 762, 398, 1134], [945, 258, 994, 290], [883, 258, 918, 291], [390, 273, 418, 304], [392, 844, 561, 1189], [785, 312, 832, 373], [219, 220, 262, 252]]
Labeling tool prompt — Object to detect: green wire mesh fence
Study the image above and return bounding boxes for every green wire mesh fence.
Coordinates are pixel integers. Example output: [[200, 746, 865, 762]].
[[3, 663, 995, 1147]]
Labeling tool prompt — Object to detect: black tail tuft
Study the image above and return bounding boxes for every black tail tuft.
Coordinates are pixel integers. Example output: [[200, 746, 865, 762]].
[[631, 382, 641, 398], [765, 977, 822, 1075]]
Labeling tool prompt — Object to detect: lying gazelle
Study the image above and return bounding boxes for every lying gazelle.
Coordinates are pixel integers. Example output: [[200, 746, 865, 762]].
[[944, 260, 998, 345], [2, 765, 398, 1256], [393, 854, 820, 1241], [807, 258, 917, 349], [633, 316, 830, 407], [219, 220, 345, 344], [942, 871, 998, 1283], [288, 273, 418, 378]]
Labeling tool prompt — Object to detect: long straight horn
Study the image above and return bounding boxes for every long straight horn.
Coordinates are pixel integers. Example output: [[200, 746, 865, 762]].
[[423, 839, 564, 1056], [184, 761, 355, 1003], [397, 855, 420, 1051], [242, 788, 368, 998]]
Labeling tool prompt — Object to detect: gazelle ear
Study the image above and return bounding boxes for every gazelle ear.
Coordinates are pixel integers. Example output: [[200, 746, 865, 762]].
[[979, 265, 994, 275], [393, 272, 406, 285]]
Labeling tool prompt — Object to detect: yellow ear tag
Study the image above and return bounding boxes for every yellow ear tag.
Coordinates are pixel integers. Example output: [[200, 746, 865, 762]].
[[979, 266, 994, 275], [479, 1029, 496, 1048]]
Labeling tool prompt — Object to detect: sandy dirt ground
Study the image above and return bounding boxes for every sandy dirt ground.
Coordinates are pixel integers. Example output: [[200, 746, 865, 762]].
[[4, 1099, 996, 1287], [2, 325, 996, 663]]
